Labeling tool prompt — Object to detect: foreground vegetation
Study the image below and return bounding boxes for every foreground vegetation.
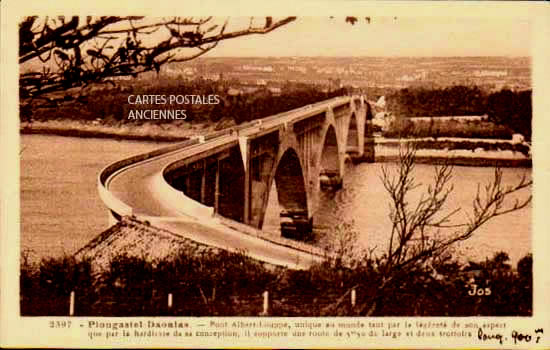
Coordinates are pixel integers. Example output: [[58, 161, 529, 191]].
[[20, 248, 532, 317]]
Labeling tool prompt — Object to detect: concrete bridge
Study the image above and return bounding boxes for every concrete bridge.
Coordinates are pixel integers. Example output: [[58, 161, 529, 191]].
[[98, 95, 373, 268]]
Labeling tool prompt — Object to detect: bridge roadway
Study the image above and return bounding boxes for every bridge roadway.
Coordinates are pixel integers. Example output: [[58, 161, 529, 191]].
[[101, 97, 353, 269]]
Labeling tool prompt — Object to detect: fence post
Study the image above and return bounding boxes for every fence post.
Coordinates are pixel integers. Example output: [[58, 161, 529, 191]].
[[351, 288, 356, 308], [69, 291, 75, 316], [260, 291, 269, 316], [168, 293, 173, 310]]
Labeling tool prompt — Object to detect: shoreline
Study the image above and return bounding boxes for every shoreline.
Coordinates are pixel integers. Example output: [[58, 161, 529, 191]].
[[20, 125, 189, 142], [21, 120, 532, 167], [20, 119, 228, 143], [375, 155, 531, 168], [371, 137, 532, 167]]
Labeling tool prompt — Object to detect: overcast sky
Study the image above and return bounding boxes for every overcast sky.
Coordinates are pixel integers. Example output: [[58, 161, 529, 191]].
[[205, 17, 531, 57]]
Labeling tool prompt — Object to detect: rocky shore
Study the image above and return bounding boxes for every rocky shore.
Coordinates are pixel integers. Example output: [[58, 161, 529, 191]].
[[74, 217, 224, 274], [74, 216, 285, 275]]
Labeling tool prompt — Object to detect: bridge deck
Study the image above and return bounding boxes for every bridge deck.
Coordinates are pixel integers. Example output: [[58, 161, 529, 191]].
[[101, 96, 355, 268]]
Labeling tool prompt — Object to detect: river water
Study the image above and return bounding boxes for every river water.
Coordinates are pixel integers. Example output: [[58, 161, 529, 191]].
[[318, 162, 531, 265], [20, 135, 165, 260], [20, 135, 531, 265]]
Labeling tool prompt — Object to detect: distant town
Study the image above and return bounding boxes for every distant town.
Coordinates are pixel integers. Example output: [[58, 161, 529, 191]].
[[144, 56, 531, 94]]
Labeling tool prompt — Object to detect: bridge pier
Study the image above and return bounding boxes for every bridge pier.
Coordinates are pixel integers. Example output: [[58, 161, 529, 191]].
[[349, 137, 375, 163], [319, 170, 343, 190], [214, 159, 220, 213], [158, 95, 370, 243], [349, 119, 376, 163], [108, 210, 119, 227]]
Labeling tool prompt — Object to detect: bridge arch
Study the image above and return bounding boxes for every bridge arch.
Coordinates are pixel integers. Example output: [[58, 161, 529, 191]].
[[319, 124, 341, 178], [261, 146, 311, 238], [274, 148, 308, 214], [100, 95, 370, 247]]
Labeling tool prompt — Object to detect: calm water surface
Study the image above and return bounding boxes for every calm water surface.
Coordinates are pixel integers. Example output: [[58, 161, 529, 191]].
[[263, 161, 532, 265], [322, 163, 531, 265], [20, 135, 165, 260], [20, 135, 531, 265]]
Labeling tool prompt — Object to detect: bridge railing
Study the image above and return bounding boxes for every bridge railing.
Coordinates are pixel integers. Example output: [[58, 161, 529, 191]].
[[98, 138, 200, 217], [210, 96, 353, 140], [244, 95, 351, 127], [154, 171, 215, 219], [197, 97, 351, 143], [153, 96, 361, 259], [99, 95, 360, 239], [214, 214, 329, 259], [203, 129, 232, 141]]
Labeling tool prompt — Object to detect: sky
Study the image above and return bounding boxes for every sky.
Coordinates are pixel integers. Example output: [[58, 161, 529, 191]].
[[202, 16, 531, 57], [17, 15, 533, 65]]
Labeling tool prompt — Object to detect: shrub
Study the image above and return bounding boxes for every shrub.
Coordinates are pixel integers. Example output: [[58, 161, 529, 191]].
[[385, 86, 531, 139], [20, 249, 532, 316], [382, 118, 513, 139], [21, 254, 95, 316]]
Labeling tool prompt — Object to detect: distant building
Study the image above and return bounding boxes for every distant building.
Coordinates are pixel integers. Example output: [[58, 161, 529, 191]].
[[243, 86, 259, 94], [242, 65, 274, 72], [288, 66, 306, 74], [268, 87, 282, 96], [473, 70, 508, 77], [105, 75, 132, 81], [203, 73, 220, 81], [227, 88, 242, 96], [183, 67, 196, 76], [375, 96, 386, 109], [373, 112, 394, 130], [398, 71, 426, 82]]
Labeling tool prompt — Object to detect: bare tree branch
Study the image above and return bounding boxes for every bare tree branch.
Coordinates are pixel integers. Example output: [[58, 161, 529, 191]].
[[351, 143, 532, 315], [19, 16, 297, 102]]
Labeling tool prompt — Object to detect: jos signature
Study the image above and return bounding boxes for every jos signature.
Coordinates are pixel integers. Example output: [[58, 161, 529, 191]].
[[467, 283, 491, 296]]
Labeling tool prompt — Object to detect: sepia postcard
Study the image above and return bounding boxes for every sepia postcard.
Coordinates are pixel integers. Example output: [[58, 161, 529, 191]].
[[1, 0, 549, 348]]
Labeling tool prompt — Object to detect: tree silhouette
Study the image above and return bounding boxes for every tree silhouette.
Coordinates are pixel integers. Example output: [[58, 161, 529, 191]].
[[19, 16, 296, 104], [487, 89, 532, 140]]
